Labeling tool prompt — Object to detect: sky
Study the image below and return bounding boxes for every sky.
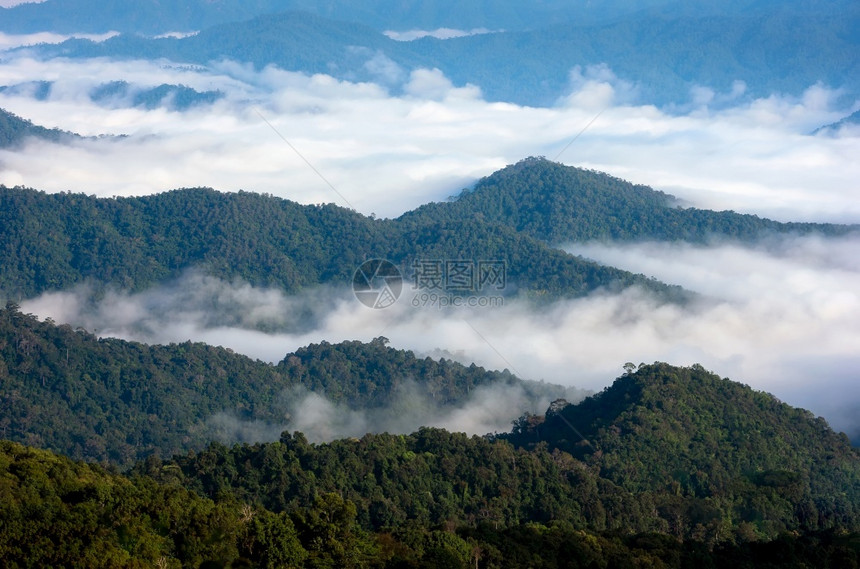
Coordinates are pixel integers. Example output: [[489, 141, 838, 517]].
[[3, 46, 860, 439]]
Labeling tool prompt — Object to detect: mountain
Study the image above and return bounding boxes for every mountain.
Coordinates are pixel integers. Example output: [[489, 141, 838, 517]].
[[23, 5, 860, 106], [0, 304, 573, 466], [400, 157, 858, 244], [2, 157, 855, 302], [0, 183, 682, 300], [814, 109, 860, 134], [5, 441, 857, 568], [0, 0, 753, 36], [143, 363, 860, 545], [506, 363, 860, 535], [0, 108, 81, 149], [1, 0, 854, 35]]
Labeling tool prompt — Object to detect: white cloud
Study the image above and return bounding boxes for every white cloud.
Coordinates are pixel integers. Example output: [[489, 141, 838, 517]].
[[0, 56, 856, 221], [384, 28, 497, 41], [0, 0, 45, 7], [0, 31, 117, 50]]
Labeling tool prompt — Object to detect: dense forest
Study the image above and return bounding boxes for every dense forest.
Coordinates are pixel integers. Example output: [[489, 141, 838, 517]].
[[0, 304, 570, 466], [402, 157, 859, 244], [0, 177, 685, 300], [139, 364, 860, 545], [4, 440, 857, 568], [3, 359, 859, 567], [3, 158, 855, 302]]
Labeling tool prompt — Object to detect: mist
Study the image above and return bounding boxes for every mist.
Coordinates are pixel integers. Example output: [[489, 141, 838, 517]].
[[18, 231, 860, 440], [0, 55, 858, 221], [208, 379, 580, 445]]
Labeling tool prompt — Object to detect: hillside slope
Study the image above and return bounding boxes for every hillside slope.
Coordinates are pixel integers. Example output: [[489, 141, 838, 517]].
[[0, 184, 681, 300], [0, 108, 80, 149], [506, 363, 860, 536], [150, 363, 860, 543], [0, 305, 556, 465], [400, 157, 858, 243]]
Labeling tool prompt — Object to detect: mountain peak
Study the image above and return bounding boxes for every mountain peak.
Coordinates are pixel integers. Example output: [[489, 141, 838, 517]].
[[508, 362, 860, 509]]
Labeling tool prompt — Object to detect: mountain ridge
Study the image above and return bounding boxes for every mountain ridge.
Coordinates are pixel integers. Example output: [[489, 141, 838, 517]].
[[0, 303, 573, 465], [401, 157, 859, 243], [146, 362, 860, 544], [16, 5, 860, 106]]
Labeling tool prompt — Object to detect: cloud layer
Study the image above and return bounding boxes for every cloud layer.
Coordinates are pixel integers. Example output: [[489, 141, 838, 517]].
[[0, 56, 857, 220]]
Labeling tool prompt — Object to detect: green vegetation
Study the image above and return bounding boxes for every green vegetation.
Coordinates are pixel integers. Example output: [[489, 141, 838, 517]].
[[1, 307, 859, 565], [145, 361, 860, 546], [0, 108, 79, 149], [0, 182, 682, 300], [402, 157, 858, 244], [4, 440, 857, 567], [505, 363, 860, 540], [5, 158, 854, 303], [0, 304, 551, 466]]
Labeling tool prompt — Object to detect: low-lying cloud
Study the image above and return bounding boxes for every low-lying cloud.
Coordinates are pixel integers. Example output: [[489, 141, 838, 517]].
[[5, 50, 860, 441], [384, 28, 498, 41], [0, 55, 857, 220], [18, 233, 860, 440], [209, 379, 578, 444]]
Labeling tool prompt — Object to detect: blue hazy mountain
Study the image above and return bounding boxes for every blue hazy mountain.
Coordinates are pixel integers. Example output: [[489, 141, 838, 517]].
[[0, 0, 733, 35], [22, 5, 859, 106]]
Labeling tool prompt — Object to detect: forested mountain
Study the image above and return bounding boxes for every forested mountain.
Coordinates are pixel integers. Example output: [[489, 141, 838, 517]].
[[21, 4, 860, 106], [6, 360, 854, 565], [0, 183, 682, 300], [4, 440, 857, 568], [401, 157, 858, 244], [0, 108, 80, 149], [2, 158, 856, 301], [506, 364, 860, 530], [89, 81, 224, 110], [138, 363, 860, 546], [0, 304, 568, 466]]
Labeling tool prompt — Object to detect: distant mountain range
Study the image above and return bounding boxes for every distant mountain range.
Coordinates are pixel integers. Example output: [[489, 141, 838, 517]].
[[10, 2, 859, 106], [10, 0, 848, 36]]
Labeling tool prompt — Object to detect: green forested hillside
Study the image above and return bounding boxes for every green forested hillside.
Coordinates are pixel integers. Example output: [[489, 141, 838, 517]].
[[0, 305, 544, 466], [506, 363, 860, 537], [401, 157, 858, 244], [0, 184, 681, 300], [0, 108, 79, 149], [5, 440, 857, 568], [3, 158, 855, 302], [142, 364, 860, 546]]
